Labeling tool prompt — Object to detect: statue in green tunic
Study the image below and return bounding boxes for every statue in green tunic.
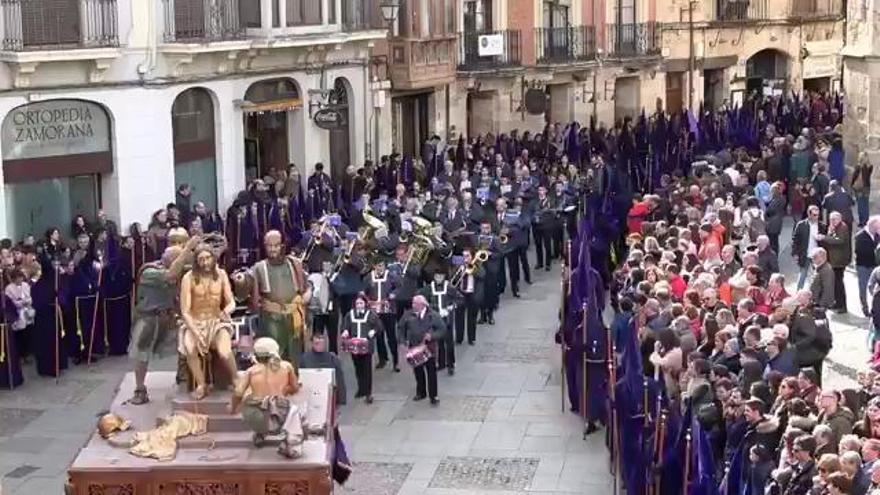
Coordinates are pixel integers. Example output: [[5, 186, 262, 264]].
[[251, 230, 311, 367]]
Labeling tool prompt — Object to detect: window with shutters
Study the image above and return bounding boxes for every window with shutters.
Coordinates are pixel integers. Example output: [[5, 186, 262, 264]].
[[3, 0, 119, 51]]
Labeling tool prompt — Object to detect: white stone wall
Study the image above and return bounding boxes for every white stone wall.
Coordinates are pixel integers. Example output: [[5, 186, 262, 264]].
[[0, 66, 371, 238]]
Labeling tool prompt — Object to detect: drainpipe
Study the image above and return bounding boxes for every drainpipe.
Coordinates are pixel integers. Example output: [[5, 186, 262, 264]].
[[688, 1, 695, 109], [363, 61, 371, 162], [445, 84, 451, 139]]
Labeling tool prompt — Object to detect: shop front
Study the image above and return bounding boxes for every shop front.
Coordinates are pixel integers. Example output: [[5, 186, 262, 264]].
[[2, 99, 112, 241], [242, 78, 302, 182]]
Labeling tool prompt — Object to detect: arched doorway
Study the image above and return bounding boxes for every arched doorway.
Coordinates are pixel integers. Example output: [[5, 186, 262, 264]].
[[2, 99, 112, 240], [242, 78, 301, 182], [172, 87, 218, 212], [328, 77, 352, 182], [746, 49, 790, 96]]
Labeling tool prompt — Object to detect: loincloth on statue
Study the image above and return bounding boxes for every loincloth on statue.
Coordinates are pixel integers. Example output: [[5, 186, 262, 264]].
[[128, 310, 176, 362], [240, 395, 305, 458], [177, 318, 233, 357], [129, 412, 209, 461]]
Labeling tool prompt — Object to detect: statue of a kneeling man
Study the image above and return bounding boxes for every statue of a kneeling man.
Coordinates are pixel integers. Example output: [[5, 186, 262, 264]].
[[230, 337, 305, 458]]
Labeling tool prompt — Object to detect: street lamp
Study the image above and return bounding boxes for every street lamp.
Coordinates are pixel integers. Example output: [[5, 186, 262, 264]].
[[380, 0, 400, 23]]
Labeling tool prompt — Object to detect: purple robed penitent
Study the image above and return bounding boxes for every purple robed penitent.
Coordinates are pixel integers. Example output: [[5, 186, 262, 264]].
[[69, 256, 106, 362], [103, 254, 132, 356], [32, 258, 68, 377], [563, 216, 608, 423], [0, 293, 22, 389]]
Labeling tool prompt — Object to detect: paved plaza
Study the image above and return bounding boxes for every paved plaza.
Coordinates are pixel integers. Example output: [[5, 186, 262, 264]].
[[0, 218, 873, 494]]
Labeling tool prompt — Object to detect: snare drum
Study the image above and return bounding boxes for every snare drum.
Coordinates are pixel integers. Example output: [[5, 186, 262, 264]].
[[405, 344, 432, 367], [342, 337, 371, 355]]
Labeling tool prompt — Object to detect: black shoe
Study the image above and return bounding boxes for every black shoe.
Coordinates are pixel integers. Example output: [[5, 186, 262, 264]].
[[534, 264, 544, 270], [513, 293, 521, 298], [455, 340, 463, 345], [413, 394, 427, 402], [437, 364, 446, 371], [488, 316, 495, 325], [585, 422, 599, 435], [375, 360, 387, 370], [393, 366, 401, 373], [430, 397, 439, 406], [365, 396, 373, 404], [448, 367, 455, 376], [545, 266, 551, 272], [468, 341, 475, 346], [354, 391, 364, 399], [477, 315, 487, 324], [525, 279, 533, 285]]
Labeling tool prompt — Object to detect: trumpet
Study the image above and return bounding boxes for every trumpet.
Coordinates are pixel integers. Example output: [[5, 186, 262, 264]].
[[451, 250, 489, 287], [499, 226, 510, 245]]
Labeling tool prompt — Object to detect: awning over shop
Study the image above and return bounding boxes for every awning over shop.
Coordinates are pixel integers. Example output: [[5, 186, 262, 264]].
[[240, 98, 302, 114], [661, 55, 739, 72]]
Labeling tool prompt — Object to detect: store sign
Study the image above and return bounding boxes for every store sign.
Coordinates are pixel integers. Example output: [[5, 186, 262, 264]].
[[803, 55, 839, 79], [478, 34, 504, 57], [313, 108, 346, 130], [2, 99, 110, 161]]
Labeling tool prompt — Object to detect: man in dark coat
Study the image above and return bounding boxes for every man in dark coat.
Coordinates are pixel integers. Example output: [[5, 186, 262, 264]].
[[783, 435, 817, 495], [454, 248, 485, 345], [822, 180, 855, 227], [398, 295, 446, 405], [854, 218, 880, 317], [809, 248, 836, 311], [791, 205, 826, 289]]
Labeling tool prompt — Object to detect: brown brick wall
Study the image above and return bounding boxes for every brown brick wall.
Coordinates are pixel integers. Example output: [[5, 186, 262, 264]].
[[508, 0, 535, 65]]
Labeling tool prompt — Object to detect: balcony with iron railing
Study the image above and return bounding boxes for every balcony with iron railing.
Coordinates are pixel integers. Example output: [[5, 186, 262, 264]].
[[458, 29, 521, 71], [162, 0, 245, 42], [789, 0, 844, 18], [1, 0, 118, 51], [606, 22, 660, 58], [712, 0, 769, 21], [388, 36, 457, 90], [535, 25, 596, 64]]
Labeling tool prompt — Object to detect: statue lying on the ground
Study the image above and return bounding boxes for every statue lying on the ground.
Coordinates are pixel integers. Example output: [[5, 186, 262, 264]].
[[230, 337, 305, 458], [97, 411, 209, 461]]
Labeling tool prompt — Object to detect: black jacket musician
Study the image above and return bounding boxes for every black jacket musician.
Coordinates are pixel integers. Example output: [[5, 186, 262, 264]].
[[340, 294, 383, 404], [397, 296, 446, 404]]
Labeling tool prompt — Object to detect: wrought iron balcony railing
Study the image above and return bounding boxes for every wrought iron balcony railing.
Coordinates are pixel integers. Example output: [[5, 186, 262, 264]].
[[606, 22, 660, 58], [535, 25, 596, 63], [458, 29, 521, 71], [714, 0, 768, 21], [162, 0, 245, 42], [1, 0, 118, 51], [789, 0, 843, 18]]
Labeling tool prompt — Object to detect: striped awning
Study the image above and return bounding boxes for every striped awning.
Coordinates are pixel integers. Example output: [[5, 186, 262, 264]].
[[241, 98, 303, 114]]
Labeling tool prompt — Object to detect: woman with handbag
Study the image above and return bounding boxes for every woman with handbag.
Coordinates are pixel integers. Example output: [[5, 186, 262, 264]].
[[340, 293, 382, 404]]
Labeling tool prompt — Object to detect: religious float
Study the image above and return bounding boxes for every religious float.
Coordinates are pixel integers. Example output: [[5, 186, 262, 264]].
[[66, 368, 337, 495]]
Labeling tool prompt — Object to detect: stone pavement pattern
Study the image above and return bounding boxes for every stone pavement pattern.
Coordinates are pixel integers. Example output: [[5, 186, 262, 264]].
[[0, 263, 613, 495]]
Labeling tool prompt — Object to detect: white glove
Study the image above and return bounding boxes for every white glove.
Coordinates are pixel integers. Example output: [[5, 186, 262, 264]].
[[368, 330, 376, 338]]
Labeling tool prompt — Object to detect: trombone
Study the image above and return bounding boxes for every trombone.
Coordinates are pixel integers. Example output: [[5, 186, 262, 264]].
[[451, 250, 489, 287]]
